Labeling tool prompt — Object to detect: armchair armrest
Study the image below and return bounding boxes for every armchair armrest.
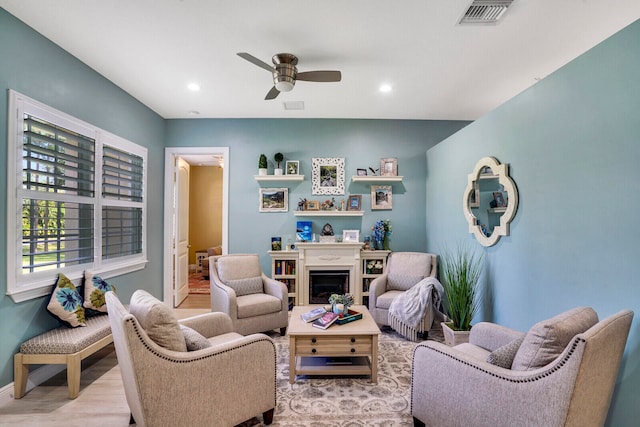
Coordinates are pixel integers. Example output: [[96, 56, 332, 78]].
[[210, 279, 237, 318], [469, 322, 525, 352], [179, 312, 233, 338], [263, 274, 288, 299], [369, 273, 388, 300]]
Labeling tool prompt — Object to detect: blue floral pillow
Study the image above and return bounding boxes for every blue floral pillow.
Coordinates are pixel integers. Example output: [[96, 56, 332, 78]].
[[83, 271, 116, 313], [47, 273, 86, 327]]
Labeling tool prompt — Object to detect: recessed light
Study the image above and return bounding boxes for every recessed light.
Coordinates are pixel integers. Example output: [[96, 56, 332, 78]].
[[379, 84, 392, 93], [187, 83, 200, 91]]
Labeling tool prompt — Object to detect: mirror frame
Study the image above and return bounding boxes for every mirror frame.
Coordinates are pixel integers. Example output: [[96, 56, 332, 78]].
[[463, 156, 518, 247]]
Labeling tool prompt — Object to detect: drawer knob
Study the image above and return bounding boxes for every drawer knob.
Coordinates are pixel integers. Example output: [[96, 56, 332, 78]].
[[350, 337, 356, 343], [311, 338, 317, 344], [312, 348, 317, 354], [350, 348, 356, 353]]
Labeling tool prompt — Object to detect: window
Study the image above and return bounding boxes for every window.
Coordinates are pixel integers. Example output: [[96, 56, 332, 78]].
[[7, 90, 147, 302]]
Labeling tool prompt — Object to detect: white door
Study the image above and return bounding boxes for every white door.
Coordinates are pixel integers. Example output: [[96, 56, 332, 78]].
[[174, 157, 190, 306]]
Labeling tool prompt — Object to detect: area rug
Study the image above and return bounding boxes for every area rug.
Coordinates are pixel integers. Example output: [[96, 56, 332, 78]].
[[188, 273, 210, 294], [240, 325, 444, 426]]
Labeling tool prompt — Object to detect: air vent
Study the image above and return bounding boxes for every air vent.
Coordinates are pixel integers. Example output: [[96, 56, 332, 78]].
[[459, 0, 514, 24], [283, 101, 305, 111]]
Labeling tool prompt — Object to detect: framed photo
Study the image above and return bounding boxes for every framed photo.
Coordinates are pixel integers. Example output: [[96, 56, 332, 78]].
[[305, 200, 320, 211], [347, 194, 362, 211], [357, 168, 367, 176], [371, 185, 392, 210], [380, 157, 398, 176], [493, 191, 505, 208], [469, 181, 480, 208], [259, 188, 288, 212], [311, 157, 345, 195], [342, 229, 360, 242], [285, 160, 299, 175]]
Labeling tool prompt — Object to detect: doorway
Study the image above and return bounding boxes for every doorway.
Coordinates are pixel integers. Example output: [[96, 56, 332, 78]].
[[163, 147, 229, 307]]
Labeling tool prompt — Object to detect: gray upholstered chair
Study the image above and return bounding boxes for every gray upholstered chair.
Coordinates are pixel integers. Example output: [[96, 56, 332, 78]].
[[210, 253, 289, 336], [411, 307, 634, 427], [369, 252, 439, 334], [105, 290, 276, 427]]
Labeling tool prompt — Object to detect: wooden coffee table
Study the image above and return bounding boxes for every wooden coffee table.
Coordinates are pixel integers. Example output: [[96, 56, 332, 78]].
[[287, 305, 380, 384]]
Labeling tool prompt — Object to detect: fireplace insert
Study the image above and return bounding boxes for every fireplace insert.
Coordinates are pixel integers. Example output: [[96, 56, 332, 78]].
[[309, 270, 349, 304]]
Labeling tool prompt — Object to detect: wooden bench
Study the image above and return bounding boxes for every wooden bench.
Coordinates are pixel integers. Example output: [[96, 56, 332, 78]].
[[14, 314, 113, 399]]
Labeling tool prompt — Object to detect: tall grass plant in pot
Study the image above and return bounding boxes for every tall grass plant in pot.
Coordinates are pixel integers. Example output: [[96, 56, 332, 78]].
[[440, 243, 484, 346]]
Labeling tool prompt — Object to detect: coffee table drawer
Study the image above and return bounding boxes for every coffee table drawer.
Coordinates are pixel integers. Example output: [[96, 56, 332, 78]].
[[296, 335, 372, 356]]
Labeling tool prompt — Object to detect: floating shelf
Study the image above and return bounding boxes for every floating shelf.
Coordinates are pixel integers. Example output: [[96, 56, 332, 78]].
[[351, 176, 403, 183], [293, 210, 364, 217], [488, 207, 507, 214], [254, 174, 304, 182]]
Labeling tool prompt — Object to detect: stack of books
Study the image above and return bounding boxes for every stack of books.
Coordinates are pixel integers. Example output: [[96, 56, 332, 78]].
[[300, 307, 327, 323], [312, 312, 340, 330]]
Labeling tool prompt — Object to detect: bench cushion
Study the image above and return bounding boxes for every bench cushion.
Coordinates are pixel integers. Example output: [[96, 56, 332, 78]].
[[20, 315, 111, 354]]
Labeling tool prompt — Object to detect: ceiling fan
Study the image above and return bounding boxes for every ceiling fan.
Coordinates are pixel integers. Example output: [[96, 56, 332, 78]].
[[237, 52, 342, 100]]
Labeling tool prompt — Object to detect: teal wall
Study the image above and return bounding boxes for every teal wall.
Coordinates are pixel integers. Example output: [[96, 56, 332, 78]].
[[426, 19, 640, 425], [0, 9, 166, 389], [165, 118, 468, 273]]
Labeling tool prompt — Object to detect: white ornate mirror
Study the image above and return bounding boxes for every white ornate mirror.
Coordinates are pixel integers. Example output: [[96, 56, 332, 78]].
[[463, 157, 518, 247]]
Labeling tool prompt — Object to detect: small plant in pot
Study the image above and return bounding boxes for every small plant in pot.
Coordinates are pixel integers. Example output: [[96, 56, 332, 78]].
[[258, 154, 268, 175], [439, 243, 484, 346], [274, 152, 284, 175]]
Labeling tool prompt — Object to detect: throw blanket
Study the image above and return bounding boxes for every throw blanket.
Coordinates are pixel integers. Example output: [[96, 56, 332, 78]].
[[388, 277, 444, 341]]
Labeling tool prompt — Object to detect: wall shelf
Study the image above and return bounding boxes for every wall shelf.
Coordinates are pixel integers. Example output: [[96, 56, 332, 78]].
[[254, 174, 304, 182], [293, 210, 364, 217], [351, 175, 403, 183]]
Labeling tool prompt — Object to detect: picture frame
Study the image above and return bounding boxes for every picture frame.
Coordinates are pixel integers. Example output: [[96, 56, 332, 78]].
[[305, 200, 320, 211], [347, 194, 362, 211], [493, 191, 505, 208], [285, 160, 299, 175], [342, 229, 360, 242], [469, 181, 480, 208], [371, 185, 392, 210], [357, 168, 367, 176], [259, 188, 288, 212], [380, 157, 398, 176], [311, 157, 345, 195]]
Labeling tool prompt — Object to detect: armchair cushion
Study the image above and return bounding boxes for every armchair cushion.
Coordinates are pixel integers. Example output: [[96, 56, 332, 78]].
[[216, 254, 262, 281], [129, 290, 187, 352], [387, 273, 425, 291], [375, 290, 403, 309], [512, 306, 598, 371], [237, 293, 283, 318], [225, 276, 263, 296], [180, 324, 212, 351], [486, 336, 524, 369]]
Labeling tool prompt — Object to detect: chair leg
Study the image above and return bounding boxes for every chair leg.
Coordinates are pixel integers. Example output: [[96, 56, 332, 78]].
[[263, 408, 274, 425], [129, 413, 136, 425], [280, 327, 287, 336], [413, 416, 426, 427]]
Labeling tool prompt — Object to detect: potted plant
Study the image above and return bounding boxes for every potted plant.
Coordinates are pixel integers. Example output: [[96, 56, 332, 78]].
[[274, 152, 284, 175], [258, 154, 268, 175], [439, 243, 484, 346], [328, 293, 354, 317]]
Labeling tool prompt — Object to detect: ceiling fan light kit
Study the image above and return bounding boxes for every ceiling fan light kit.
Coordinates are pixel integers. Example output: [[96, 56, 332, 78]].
[[238, 52, 341, 100]]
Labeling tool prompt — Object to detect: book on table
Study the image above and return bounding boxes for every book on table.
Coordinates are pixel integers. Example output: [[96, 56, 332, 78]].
[[312, 312, 339, 330], [301, 307, 327, 323]]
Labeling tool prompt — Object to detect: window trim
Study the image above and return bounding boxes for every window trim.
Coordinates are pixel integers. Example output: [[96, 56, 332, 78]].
[[6, 90, 148, 303]]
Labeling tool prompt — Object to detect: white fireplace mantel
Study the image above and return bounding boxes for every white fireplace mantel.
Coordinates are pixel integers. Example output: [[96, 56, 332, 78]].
[[296, 242, 364, 305]]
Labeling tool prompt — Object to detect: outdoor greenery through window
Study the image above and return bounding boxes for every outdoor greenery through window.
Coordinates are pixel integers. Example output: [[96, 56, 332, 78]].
[[7, 90, 147, 302]]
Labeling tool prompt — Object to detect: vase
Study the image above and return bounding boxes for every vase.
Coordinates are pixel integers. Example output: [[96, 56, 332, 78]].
[[441, 322, 471, 346], [333, 303, 344, 315], [373, 239, 383, 250], [383, 232, 391, 251]]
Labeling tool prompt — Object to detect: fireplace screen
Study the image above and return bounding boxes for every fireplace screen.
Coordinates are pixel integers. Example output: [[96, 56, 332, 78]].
[[309, 270, 349, 304]]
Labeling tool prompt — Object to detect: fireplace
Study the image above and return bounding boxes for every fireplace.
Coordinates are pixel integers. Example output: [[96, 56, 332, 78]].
[[309, 270, 349, 304]]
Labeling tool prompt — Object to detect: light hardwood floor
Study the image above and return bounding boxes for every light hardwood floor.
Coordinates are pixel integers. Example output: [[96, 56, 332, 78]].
[[0, 295, 211, 427]]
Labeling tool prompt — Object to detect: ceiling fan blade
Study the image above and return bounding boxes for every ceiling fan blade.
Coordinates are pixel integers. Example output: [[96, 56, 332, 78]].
[[237, 52, 273, 72], [296, 70, 342, 82], [265, 86, 280, 100]]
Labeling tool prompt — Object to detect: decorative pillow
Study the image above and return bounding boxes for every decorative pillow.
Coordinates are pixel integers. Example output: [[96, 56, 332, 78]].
[[129, 290, 187, 352], [47, 273, 86, 328], [487, 336, 524, 369], [83, 271, 116, 313], [387, 273, 425, 291], [511, 307, 598, 371], [224, 276, 264, 296], [180, 324, 212, 351]]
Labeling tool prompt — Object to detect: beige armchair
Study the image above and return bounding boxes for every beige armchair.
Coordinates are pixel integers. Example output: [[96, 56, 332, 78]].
[[411, 307, 633, 427], [201, 245, 222, 279], [369, 252, 439, 336], [105, 290, 276, 427], [210, 253, 289, 336]]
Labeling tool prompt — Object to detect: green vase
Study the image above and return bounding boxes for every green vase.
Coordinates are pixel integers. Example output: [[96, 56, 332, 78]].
[[383, 233, 391, 251]]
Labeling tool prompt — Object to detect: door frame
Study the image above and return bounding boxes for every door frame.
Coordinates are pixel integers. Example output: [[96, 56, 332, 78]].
[[163, 146, 229, 306]]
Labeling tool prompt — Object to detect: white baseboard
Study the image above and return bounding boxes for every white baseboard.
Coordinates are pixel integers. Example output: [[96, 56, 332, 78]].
[[0, 364, 66, 406]]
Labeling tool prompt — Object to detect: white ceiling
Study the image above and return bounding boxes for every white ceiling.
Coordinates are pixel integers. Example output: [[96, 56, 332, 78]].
[[2, 1, 639, 121]]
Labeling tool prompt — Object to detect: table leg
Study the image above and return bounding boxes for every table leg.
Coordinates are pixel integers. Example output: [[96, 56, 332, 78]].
[[289, 336, 296, 384], [371, 334, 378, 383]]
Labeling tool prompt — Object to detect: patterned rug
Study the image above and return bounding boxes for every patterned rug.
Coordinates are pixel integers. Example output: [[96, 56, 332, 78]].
[[188, 273, 210, 294], [239, 325, 444, 426]]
